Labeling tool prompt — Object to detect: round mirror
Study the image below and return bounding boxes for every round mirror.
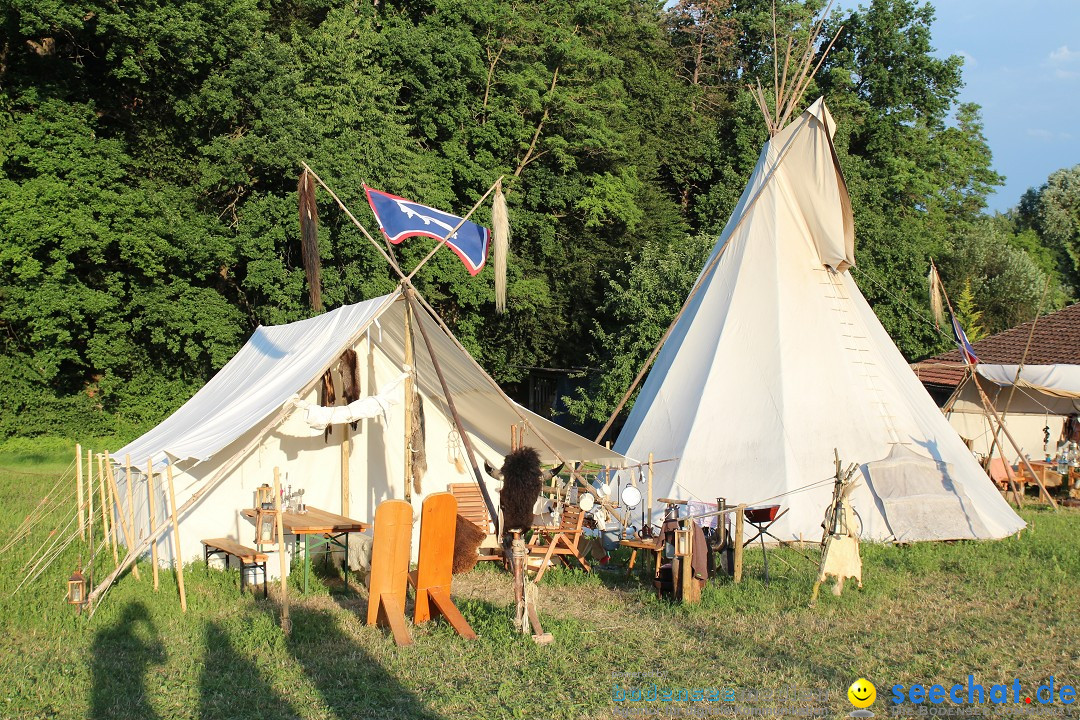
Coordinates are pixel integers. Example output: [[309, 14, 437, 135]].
[[578, 492, 595, 511], [621, 484, 642, 508]]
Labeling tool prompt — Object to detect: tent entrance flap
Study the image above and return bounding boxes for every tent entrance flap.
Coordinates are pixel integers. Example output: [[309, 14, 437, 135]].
[[863, 445, 989, 542]]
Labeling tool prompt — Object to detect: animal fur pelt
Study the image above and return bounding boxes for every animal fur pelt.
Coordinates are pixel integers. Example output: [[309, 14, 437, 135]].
[[408, 392, 427, 494], [320, 369, 335, 442], [339, 348, 360, 430], [298, 169, 323, 312], [492, 447, 544, 535], [452, 514, 487, 574]]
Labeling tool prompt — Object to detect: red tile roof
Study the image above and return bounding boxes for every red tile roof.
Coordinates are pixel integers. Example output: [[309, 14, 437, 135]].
[[912, 302, 1080, 388]]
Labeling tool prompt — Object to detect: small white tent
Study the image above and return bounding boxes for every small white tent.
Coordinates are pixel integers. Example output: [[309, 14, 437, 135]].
[[614, 99, 1024, 543], [110, 288, 624, 570]]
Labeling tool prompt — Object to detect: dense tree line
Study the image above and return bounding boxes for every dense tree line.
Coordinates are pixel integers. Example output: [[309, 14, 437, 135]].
[[0, 0, 1072, 438]]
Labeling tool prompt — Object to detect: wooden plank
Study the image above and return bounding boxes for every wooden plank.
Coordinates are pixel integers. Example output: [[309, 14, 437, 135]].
[[202, 537, 268, 563], [367, 500, 413, 628], [428, 587, 476, 640], [166, 463, 187, 612], [378, 592, 412, 647], [414, 493, 457, 624]]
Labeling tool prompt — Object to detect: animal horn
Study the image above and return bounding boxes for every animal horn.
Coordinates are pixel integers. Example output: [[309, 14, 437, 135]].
[[540, 463, 565, 481], [484, 460, 504, 481]]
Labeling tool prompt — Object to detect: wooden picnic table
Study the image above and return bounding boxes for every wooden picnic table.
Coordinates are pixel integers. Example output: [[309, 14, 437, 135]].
[[241, 506, 369, 592]]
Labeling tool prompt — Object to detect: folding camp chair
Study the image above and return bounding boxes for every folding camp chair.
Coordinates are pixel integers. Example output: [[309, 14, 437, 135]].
[[527, 505, 590, 582], [447, 483, 503, 564]]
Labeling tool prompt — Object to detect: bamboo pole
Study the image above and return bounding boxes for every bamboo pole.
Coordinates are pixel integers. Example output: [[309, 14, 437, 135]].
[[105, 454, 141, 580], [76, 444, 85, 541], [146, 460, 160, 590], [403, 300, 415, 501], [341, 425, 351, 517], [165, 463, 187, 612], [274, 467, 290, 634]]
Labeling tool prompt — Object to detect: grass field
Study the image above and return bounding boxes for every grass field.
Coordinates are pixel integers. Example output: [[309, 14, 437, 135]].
[[1, 438, 1078, 720]]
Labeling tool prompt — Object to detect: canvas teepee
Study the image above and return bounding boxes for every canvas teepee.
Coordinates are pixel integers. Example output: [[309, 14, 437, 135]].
[[613, 98, 1024, 542]]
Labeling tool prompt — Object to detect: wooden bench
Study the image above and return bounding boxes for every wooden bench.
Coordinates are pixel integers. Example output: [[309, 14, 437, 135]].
[[202, 537, 268, 598]]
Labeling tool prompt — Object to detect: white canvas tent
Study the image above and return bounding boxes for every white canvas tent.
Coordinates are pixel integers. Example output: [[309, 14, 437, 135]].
[[614, 99, 1024, 543], [110, 289, 625, 572], [946, 364, 1080, 457]]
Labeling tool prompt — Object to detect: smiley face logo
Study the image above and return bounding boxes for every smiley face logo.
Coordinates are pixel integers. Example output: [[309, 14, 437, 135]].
[[848, 678, 876, 709]]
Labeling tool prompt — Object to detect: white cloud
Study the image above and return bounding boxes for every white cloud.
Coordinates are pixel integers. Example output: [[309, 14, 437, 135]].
[[954, 49, 978, 70], [1027, 128, 1074, 142], [1049, 45, 1080, 64]]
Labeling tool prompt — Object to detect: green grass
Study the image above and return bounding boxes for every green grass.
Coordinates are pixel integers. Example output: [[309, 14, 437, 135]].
[[2, 439, 1079, 720]]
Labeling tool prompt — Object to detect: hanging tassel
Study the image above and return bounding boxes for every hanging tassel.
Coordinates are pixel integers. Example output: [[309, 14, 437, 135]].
[[928, 263, 945, 329], [298, 169, 323, 312], [491, 179, 510, 313]]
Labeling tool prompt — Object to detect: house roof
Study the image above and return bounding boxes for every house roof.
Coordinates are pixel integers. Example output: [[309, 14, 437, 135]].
[[912, 302, 1080, 387]]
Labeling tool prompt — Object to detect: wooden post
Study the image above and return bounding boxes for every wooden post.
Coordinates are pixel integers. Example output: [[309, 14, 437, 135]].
[[341, 424, 351, 516], [647, 453, 654, 530], [86, 449, 94, 551], [105, 454, 140, 580], [165, 463, 187, 612], [512, 532, 527, 634], [274, 467, 290, 634], [98, 455, 117, 566], [76, 444, 85, 542], [403, 300, 415, 502], [147, 459, 160, 591], [733, 504, 745, 584], [679, 525, 699, 604]]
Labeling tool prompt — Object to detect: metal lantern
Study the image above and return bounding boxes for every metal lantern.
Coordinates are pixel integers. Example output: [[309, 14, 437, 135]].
[[67, 568, 87, 608], [257, 513, 278, 545], [674, 528, 692, 557]]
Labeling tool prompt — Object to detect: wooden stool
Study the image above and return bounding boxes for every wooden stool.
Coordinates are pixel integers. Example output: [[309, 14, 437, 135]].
[[366, 500, 413, 646]]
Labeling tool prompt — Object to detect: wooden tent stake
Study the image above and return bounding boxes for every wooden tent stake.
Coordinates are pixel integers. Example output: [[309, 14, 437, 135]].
[[105, 454, 140, 580], [147, 459, 160, 590], [165, 463, 188, 612], [274, 467, 290, 634]]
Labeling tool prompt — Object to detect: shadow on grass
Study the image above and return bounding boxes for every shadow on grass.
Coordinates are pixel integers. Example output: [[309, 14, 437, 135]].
[[90, 602, 165, 719], [200, 621, 298, 720]]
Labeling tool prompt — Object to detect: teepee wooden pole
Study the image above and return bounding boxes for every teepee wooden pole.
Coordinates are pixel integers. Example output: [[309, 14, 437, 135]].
[[86, 449, 94, 552], [341, 424, 351, 517], [97, 455, 117, 567], [165, 463, 188, 611], [124, 454, 137, 548], [147, 459, 160, 590]]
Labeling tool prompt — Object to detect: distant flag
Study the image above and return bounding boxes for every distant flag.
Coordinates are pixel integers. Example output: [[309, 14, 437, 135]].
[[951, 314, 979, 365], [364, 186, 490, 276]]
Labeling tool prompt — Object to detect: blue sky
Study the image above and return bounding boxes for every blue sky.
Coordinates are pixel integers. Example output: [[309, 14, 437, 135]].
[[846, 0, 1080, 212]]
